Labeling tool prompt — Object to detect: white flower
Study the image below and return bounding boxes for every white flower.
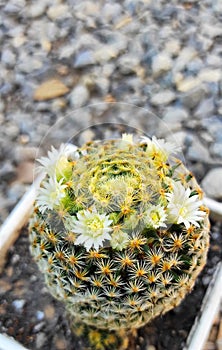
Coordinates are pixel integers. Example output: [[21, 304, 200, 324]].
[[72, 208, 113, 251], [141, 135, 179, 161], [145, 204, 167, 229], [36, 177, 67, 213], [110, 230, 129, 251], [166, 180, 205, 229], [37, 143, 78, 177]]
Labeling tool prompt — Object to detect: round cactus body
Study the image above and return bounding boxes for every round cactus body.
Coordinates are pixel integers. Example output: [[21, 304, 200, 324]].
[[29, 135, 210, 331]]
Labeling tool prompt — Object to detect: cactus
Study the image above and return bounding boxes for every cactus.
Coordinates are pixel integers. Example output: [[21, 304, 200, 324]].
[[29, 134, 210, 347]]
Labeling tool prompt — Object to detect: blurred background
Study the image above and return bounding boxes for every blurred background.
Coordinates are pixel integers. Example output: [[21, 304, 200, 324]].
[[1, 0, 222, 224]]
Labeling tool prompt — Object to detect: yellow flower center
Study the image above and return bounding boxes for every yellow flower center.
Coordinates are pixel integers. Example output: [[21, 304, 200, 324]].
[[86, 217, 104, 237]]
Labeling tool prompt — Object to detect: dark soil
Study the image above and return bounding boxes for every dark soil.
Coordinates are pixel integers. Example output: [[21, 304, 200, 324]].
[[0, 219, 221, 350]]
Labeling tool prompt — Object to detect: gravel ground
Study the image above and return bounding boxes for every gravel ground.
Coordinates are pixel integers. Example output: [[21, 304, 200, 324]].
[[0, 0, 222, 349]]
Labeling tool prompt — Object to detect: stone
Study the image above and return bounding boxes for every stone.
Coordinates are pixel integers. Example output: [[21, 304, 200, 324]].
[[198, 68, 222, 83], [57, 45, 74, 60], [33, 79, 69, 101], [151, 53, 173, 77], [187, 136, 210, 162], [78, 129, 95, 145], [44, 305, 55, 320], [163, 107, 189, 123], [101, 3, 122, 22], [180, 84, 207, 109], [94, 46, 119, 63], [150, 90, 176, 106], [213, 0, 222, 13], [210, 143, 222, 158], [47, 5, 70, 20], [0, 101, 5, 113], [26, 3, 46, 18], [194, 97, 215, 119], [202, 168, 222, 199], [165, 39, 181, 56], [69, 85, 89, 108], [36, 311, 44, 321], [1, 49, 16, 68], [74, 50, 96, 68], [16, 161, 35, 184], [201, 23, 222, 39], [12, 299, 26, 311], [36, 332, 47, 349], [0, 162, 16, 182], [4, 2, 24, 14], [17, 57, 43, 74], [176, 77, 202, 93], [173, 47, 197, 72], [118, 55, 140, 75]]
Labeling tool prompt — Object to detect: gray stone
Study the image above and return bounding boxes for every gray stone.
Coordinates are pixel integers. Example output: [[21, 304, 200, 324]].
[[210, 143, 222, 158], [150, 90, 176, 106], [1, 49, 16, 67], [201, 23, 222, 39], [213, 0, 222, 13], [26, 3, 47, 18], [36, 332, 47, 349], [74, 50, 96, 68], [173, 47, 197, 72], [163, 107, 189, 123], [47, 5, 70, 21], [187, 136, 210, 162], [201, 168, 222, 199], [194, 97, 215, 119], [0, 101, 5, 113], [17, 56, 43, 73], [165, 39, 181, 56], [69, 85, 89, 108], [4, 2, 23, 14], [101, 3, 122, 22], [198, 68, 222, 83], [12, 299, 26, 311], [180, 85, 207, 109], [118, 55, 140, 75], [151, 53, 173, 77], [0, 161, 16, 182]]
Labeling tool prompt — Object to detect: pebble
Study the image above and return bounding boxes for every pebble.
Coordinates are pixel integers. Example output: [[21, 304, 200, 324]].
[[33, 79, 69, 101], [202, 168, 222, 199], [151, 53, 173, 77], [194, 97, 215, 119], [36, 311, 45, 321], [47, 5, 70, 21], [26, 3, 47, 18], [69, 84, 89, 108], [176, 77, 201, 93], [187, 136, 211, 163], [210, 143, 222, 158], [163, 107, 189, 124], [118, 55, 140, 75], [74, 50, 96, 68], [150, 90, 176, 106], [180, 84, 207, 109], [36, 332, 47, 349], [198, 68, 222, 83], [1, 49, 16, 68], [12, 299, 26, 311], [0, 162, 16, 182]]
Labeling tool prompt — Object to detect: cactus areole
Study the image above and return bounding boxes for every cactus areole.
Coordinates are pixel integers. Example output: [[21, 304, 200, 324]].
[[29, 134, 210, 330]]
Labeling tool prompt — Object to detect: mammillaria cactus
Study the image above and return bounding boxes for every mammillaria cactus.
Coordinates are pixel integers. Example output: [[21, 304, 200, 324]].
[[29, 133, 210, 348]]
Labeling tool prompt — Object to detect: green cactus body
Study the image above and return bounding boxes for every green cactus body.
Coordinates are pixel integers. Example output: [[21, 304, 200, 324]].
[[29, 136, 210, 332]]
